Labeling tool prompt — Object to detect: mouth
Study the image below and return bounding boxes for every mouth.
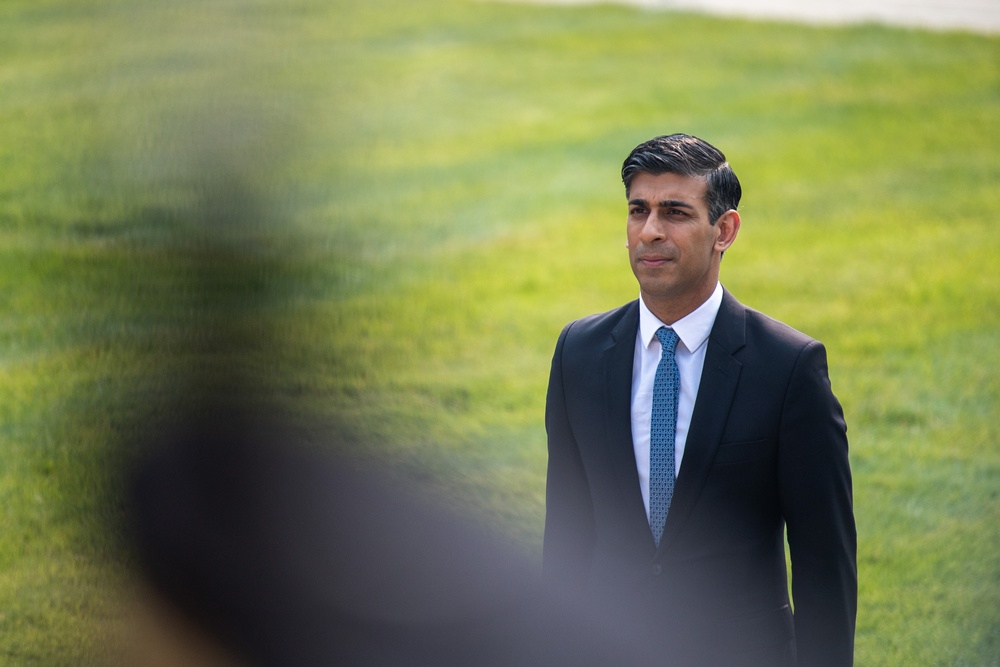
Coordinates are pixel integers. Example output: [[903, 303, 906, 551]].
[[636, 255, 674, 267]]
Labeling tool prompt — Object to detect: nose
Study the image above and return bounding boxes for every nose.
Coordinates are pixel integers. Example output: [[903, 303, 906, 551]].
[[639, 213, 667, 244]]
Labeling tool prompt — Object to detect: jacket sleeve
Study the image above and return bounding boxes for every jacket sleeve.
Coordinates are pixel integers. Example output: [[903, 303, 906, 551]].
[[779, 340, 858, 666], [542, 322, 596, 591]]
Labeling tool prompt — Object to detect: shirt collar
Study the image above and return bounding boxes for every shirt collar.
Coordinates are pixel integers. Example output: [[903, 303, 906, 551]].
[[638, 282, 724, 354]]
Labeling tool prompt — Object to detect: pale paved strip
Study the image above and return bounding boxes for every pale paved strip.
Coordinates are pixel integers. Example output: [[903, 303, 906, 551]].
[[496, 0, 1000, 34]]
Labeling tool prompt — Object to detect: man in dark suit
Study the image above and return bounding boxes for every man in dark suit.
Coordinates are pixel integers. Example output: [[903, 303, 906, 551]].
[[543, 134, 857, 666]]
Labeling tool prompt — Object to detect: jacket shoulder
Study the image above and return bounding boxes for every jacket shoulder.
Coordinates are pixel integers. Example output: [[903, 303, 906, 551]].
[[559, 301, 637, 349], [745, 306, 817, 348], [720, 290, 819, 353]]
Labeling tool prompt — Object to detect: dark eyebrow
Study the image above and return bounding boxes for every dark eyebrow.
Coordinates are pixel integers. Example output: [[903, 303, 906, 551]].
[[658, 199, 696, 210], [627, 198, 696, 210]]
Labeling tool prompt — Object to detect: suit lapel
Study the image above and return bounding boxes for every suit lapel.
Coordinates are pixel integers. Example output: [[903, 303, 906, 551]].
[[659, 289, 747, 550], [602, 302, 656, 549]]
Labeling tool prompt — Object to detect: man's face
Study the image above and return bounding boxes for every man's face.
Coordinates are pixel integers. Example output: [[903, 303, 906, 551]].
[[626, 171, 724, 313]]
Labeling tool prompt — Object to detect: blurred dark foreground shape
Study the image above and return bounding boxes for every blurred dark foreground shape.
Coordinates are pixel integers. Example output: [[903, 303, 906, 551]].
[[110, 135, 642, 665], [123, 407, 640, 666]]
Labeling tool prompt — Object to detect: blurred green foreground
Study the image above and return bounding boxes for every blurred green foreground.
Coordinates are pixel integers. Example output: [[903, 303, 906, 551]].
[[0, 0, 997, 663]]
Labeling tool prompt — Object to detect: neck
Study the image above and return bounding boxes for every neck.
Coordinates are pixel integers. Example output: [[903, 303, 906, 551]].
[[642, 282, 718, 325]]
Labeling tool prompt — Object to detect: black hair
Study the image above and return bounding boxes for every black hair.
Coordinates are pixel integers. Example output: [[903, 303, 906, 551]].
[[621, 133, 741, 225]]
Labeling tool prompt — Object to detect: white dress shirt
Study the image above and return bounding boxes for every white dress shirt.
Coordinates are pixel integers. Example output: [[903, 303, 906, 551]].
[[631, 282, 723, 520]]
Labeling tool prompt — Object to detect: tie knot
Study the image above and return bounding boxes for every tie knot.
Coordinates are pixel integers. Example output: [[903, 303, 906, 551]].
[[656, 327, 679, 354]]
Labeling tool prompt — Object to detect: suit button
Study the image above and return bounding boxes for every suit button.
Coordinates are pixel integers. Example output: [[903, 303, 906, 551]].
[[651, 564, 663, 576]]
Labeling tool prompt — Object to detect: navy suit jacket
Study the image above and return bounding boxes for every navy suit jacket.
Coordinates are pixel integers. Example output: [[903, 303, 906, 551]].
[[543, 289, 857, 666]]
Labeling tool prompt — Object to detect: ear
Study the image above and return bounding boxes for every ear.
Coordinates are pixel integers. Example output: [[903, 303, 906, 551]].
[[714, 210, 740, 253]]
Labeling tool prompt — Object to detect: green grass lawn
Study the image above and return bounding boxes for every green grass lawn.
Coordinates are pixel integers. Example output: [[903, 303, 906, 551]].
[[2, 0, 998, 663]]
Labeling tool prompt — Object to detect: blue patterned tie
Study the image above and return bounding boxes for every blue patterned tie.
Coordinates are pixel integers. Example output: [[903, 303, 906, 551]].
[[650, 327, 680, 547]]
